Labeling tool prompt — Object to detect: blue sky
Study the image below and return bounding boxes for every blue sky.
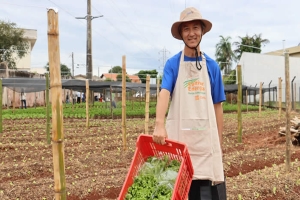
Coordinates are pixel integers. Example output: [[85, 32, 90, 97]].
[[0, 0, 299, 76]]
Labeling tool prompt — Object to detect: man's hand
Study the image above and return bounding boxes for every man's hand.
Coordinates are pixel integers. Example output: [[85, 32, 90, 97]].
[[152, 125, 168, 145]]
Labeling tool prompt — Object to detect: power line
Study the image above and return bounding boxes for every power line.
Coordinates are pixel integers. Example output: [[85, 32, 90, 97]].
[[91, 2, 159, 61]]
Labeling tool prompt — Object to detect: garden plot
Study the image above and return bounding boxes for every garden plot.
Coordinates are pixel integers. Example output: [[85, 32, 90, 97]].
[[0, 110, 299, 200]]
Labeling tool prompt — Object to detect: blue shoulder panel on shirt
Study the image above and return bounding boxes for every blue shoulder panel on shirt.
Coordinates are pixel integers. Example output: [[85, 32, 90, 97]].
[[161, 51, 225, 103]]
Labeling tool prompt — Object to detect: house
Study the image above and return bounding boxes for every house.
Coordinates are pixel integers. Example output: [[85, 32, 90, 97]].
[[100, 73, 141, 83]]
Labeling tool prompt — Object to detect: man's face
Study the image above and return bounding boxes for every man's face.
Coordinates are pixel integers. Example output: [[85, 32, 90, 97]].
[[180, 20, 202, 48]]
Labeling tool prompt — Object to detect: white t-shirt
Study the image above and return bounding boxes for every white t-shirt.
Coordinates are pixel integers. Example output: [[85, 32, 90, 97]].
[[21, 93, 26, 100]]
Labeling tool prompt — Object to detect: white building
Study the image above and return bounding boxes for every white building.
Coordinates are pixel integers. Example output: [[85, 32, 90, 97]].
[[238, 51, 300, 102], [15, 29, 38, 71]]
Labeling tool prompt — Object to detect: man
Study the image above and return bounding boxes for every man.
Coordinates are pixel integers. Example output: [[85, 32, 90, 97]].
[[153, 7, 226, 200], [21, 92, 27, 109]]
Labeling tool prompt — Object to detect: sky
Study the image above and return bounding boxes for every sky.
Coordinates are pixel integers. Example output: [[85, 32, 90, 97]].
[[0, 0, 299, 77]]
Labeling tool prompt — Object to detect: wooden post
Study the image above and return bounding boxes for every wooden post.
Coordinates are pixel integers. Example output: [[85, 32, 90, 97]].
[[145, 75, 150, 135], [86, 80, 89, 128], [284, 51, 291, 172], [156, 78, 160, 102], [122, 55, 127, 150], [259, 82, 262, 116], [47, 8, 67, 200], [46, 73, 51, 144], [237, 65, 242, 143], [294, 83, 296, 110], [278, 77, 282, 119], [110, 86, 113, 119], [0, 79, 2, 133]]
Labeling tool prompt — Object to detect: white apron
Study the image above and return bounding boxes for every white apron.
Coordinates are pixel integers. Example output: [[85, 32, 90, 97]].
[[166, 51, 224, 182]]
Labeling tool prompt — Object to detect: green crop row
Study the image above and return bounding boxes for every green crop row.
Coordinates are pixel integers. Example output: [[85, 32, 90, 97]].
[[1, 101, 261, 120]]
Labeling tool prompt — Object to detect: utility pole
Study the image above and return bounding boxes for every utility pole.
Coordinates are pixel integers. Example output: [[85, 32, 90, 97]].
[[158, 47, 170, 74], [71, 52, 74, 77], [76, 0, 103, 79]]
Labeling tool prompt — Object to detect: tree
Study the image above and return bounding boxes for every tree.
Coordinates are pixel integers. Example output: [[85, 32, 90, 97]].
[[45, 62, 71, 77], [108, 66, 122, 73], [223, 69, 236, 85], [137, 70, 158, 83], [233, 34, 269, 60], [215, 36, 235, 75], [104, 77, 113, 82], [116, 74, 131, 82], [0, 20, 30, 69]]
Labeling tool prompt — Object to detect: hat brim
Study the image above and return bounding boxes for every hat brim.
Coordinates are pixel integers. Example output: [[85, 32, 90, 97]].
[[171, 19, 212, 40]]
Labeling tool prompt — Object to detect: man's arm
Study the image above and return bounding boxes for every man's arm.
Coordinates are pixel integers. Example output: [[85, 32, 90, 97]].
[[153, 89, 170, 145], [214, 103, 224, 149]]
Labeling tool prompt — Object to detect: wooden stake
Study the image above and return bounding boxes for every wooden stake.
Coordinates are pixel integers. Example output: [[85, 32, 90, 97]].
[[122, 55, 127, 150], [47, 8, 67, 200], [86, 80, 89, 128], [294, 83, 296, 110], [46, 73, 51, 144], [259, 82, 262, 116], [145, 75, 150, 135], [110, 85, 113, 119], [284, 51, 291, 172], [278, 77, 282, 119], [237, 65, 242, 143]]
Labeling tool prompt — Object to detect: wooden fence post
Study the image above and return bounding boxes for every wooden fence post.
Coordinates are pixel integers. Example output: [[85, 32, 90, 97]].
[[122, 55, 127, 150], [284, 51, 291, 172], [46, 73, 51, 144], [145, 75, 150, 135], [237, 65, 242, 143], [278, 77, 282, 119], [259, 82, 262, 116], [47, 8, 67, 200], [86, 80, 89, 128]]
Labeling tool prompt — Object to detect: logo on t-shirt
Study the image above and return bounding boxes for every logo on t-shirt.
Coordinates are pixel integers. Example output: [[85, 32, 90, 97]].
[[183, 78, 206, 100]]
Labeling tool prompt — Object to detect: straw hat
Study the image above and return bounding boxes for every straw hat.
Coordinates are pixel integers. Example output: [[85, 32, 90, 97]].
[[171, 7, 212, 40]]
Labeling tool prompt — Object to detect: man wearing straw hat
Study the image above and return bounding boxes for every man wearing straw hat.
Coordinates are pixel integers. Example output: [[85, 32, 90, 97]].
[[153, 7, 226, 200]]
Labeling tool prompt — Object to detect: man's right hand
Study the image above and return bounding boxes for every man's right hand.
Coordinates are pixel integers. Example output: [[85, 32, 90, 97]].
[[152, 125, 168, 145]]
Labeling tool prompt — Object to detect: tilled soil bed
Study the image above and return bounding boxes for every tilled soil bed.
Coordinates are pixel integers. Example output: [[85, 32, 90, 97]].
[[0, 110, 299, 200]]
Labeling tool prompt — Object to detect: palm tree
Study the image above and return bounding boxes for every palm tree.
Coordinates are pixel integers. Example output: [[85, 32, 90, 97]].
[[253, 33, 270, 53], [233, 34, 269, 60], [215, 36, 235, 75]]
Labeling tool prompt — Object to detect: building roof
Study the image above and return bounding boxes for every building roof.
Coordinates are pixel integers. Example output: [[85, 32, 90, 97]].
[[264, 45, 300, 57]]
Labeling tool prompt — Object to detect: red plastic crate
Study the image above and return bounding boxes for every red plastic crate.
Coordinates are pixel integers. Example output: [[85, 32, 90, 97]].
[[118, 134, 194, 200]]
